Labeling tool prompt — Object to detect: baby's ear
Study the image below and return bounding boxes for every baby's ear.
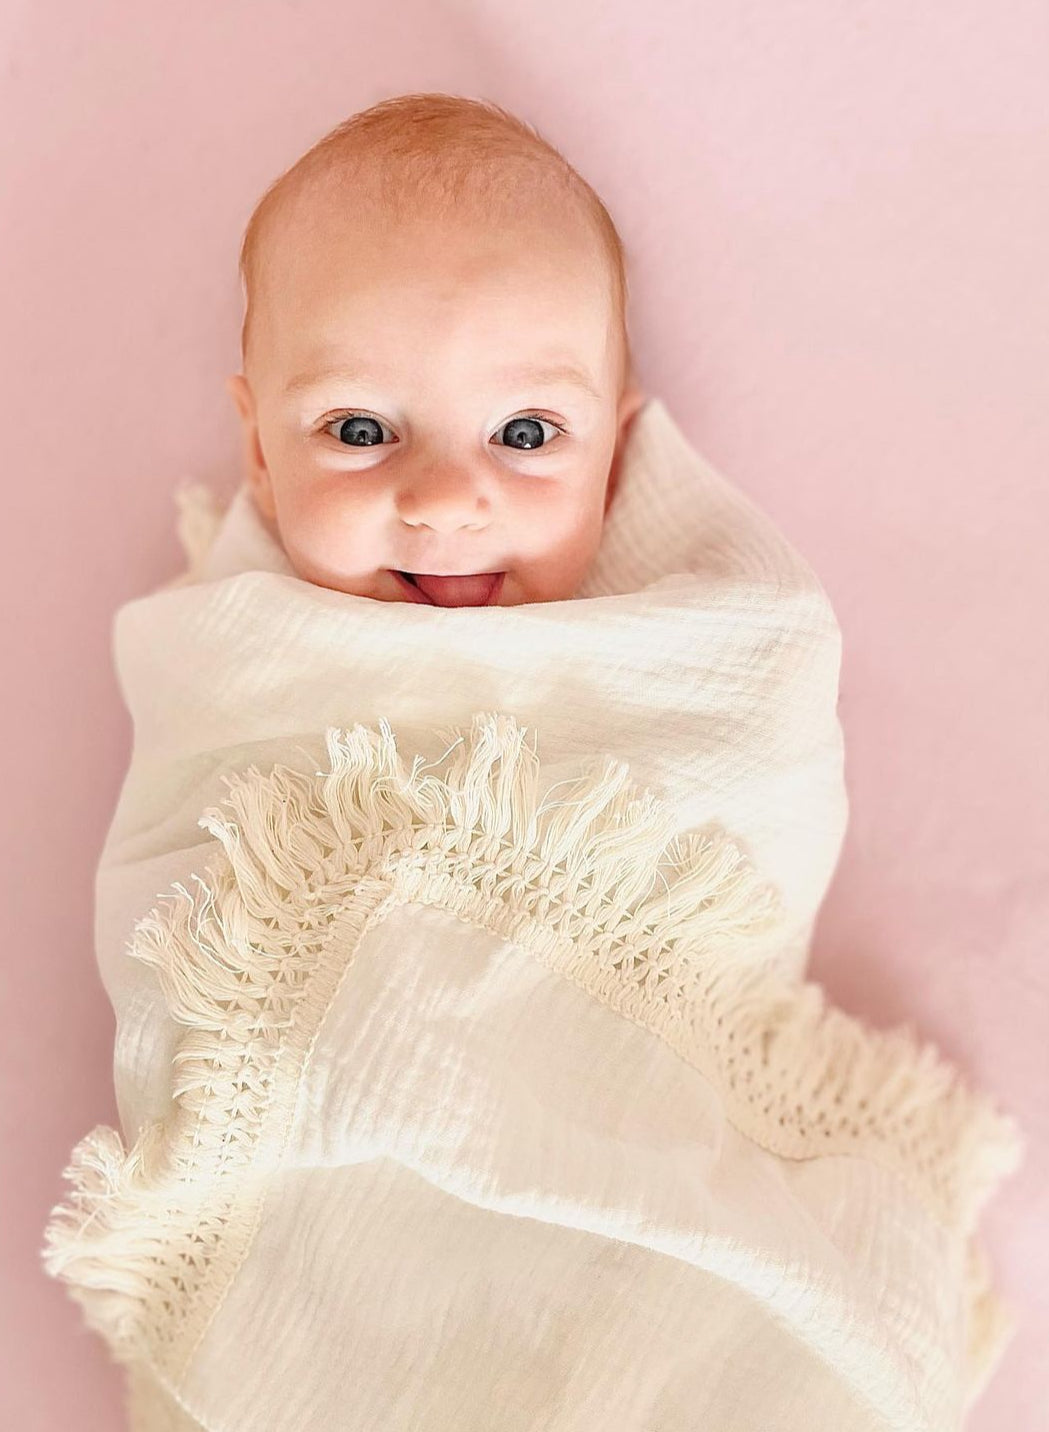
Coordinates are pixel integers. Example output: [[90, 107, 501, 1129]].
[[617, 381, 646, 434], [605, 383, 646, 514], [225, 374, 277, 523]]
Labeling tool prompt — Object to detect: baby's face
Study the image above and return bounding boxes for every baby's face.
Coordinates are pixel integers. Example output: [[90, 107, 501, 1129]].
[[227, 202, 642, 606]]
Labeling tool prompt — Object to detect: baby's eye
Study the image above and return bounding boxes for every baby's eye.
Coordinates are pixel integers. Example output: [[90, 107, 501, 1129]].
[[492, 415, 565, 451], [325, 413, 392, 447]]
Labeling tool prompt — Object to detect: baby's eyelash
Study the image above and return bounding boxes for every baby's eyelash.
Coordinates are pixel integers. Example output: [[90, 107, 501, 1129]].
[[520, 412, 569, 434]]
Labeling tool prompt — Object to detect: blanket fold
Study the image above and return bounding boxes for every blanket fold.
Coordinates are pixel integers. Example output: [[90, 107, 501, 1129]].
[[42, 398, 1023, 1431]]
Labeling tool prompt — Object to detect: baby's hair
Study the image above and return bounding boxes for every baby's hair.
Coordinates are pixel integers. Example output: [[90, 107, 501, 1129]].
[[236, 92, 634, 395]]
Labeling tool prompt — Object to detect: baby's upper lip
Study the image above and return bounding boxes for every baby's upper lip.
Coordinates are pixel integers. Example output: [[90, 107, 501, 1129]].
[[394, 568, 503, 577]]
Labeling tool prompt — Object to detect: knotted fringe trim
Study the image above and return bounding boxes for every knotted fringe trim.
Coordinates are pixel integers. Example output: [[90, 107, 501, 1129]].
[[42, 712, 1024, 1399]]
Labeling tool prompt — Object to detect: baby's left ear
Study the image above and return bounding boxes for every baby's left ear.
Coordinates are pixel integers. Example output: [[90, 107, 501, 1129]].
[[617, 382, 646, 434], [605, 386, 646, 514]]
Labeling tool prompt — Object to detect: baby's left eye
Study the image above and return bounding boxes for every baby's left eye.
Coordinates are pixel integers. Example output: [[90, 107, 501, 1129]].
[[492, 415, 565, 451]]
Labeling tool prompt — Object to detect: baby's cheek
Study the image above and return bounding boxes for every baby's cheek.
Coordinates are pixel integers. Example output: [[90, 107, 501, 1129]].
[[281, 493, 381, 590]]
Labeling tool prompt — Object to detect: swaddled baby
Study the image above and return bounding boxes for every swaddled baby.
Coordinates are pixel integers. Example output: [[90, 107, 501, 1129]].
[[43, 93, 1023, 1432], [225, 93, 645, 608]]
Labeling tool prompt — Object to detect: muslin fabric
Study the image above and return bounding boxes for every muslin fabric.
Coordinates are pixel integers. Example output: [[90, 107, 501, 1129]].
[[42, 397, 1022, 1431]]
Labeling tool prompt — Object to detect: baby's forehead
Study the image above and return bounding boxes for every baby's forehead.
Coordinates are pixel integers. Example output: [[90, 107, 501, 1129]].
[[256, 214, 606, 352]]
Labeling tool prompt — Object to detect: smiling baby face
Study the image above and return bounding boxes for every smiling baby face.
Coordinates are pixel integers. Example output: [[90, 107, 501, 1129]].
[[226, 98, 643, 608]]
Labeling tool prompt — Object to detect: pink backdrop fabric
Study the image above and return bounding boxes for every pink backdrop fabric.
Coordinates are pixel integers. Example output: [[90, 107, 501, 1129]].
[[3, 3, 1046, 1428]]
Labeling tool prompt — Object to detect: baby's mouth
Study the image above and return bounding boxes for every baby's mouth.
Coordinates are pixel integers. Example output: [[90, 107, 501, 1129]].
[[393, 571, 505, 608]]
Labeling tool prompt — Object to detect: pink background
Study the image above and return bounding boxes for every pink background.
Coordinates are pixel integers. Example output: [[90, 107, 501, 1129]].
[[3, 2, 1046, 1427]]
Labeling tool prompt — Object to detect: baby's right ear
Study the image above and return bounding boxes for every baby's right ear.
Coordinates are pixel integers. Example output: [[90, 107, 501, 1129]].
[[225, 374, 277, 524]]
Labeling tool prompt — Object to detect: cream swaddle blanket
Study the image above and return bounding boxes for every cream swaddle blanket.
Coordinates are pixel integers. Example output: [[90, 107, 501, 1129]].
[[43, 397, 1023, 1431]]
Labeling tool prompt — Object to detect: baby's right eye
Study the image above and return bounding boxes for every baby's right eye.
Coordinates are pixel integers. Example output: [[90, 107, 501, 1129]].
[[324, 413, 393, 446]]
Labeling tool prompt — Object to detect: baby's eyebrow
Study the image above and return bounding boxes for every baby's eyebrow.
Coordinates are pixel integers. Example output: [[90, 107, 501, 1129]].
[[283, 361, 603, 404]]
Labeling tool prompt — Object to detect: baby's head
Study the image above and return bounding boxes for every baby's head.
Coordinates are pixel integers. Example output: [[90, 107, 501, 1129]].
[[226, 93, 644, 607]]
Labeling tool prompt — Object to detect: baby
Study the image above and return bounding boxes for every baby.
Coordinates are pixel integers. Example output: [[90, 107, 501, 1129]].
[[225, 92, 647, 608], [42, 90, 1022, 1432]]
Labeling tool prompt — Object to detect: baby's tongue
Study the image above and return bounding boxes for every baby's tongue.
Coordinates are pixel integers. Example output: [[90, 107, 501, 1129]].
[[412, 573, 500, 607]]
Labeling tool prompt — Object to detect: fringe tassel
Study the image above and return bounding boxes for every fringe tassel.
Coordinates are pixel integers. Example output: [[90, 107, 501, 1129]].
[[41, 711, 1024, 1392], [40, 1122, 180, 1361]]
